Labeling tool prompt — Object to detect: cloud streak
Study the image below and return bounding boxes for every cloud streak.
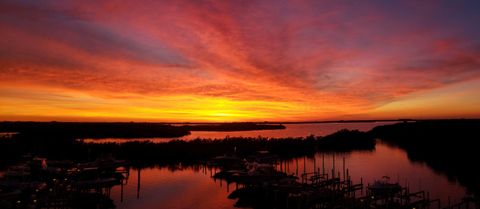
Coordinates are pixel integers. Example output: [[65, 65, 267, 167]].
[[1, 0, 480, 121]]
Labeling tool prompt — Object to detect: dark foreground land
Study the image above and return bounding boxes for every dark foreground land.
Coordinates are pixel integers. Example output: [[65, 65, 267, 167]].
[[1, 119, 479, 208], [0, 128, 374, 168], [369, 119, 480, 196]]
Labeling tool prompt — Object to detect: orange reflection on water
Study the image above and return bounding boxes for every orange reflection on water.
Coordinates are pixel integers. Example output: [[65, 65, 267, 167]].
[[109, 143, 465, 209], [282, 143, 465, 204], [183, 122, 396, 140], [111, 167, 236, 209], [82, 122, 396, 144]]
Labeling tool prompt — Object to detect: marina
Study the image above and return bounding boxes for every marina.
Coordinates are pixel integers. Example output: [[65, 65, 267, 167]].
[[107, 143, 469, 209]]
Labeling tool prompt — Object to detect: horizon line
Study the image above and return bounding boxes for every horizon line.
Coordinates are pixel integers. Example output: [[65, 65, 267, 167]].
[[2, 118, 479, 124]]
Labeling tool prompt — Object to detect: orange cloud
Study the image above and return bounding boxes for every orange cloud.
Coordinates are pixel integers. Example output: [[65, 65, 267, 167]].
[[1, 0, 480, 121]]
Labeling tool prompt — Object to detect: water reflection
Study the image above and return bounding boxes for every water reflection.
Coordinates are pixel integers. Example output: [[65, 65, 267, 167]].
[[83, 122, 395, 144], [111, 143, 465, 209], [283, 143, 465, 204], [183, 122, 396, 140], [111, 167, 236, 209]]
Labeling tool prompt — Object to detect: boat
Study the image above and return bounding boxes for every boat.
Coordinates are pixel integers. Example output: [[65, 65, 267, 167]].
[[368, 176, 402, 198]]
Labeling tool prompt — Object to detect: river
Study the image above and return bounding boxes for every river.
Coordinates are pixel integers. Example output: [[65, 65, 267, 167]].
[[83, 122, 396, 143], [100, 122, 466, 209], [110, 143, 465, 209]]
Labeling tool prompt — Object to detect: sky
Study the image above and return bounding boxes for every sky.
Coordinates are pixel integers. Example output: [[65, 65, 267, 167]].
[[1, 0, 480, 122]]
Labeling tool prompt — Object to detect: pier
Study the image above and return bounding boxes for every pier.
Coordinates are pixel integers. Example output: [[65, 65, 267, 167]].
[[209, 152, 479, 209]]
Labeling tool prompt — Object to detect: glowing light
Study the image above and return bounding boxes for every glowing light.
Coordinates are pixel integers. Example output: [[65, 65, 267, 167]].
[[0, 1, 479, 121]]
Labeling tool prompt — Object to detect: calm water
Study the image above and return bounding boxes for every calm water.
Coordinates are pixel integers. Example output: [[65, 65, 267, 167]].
[[79, 122, 467, 208], [182, 122, 397, 140], [83, 122, 396, 143], [111, 143, 466, 209]]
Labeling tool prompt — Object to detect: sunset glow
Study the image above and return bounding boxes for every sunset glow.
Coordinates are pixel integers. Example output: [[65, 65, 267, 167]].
[[1, 0, 480, 122]]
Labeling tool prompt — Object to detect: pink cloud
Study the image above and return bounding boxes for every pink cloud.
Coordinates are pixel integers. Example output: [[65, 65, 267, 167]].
[[1, 0, 479, 120]]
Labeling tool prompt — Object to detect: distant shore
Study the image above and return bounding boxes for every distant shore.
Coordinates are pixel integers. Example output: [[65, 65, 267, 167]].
[[184, 123, 285, 132], [0, 122, 286, 139]]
